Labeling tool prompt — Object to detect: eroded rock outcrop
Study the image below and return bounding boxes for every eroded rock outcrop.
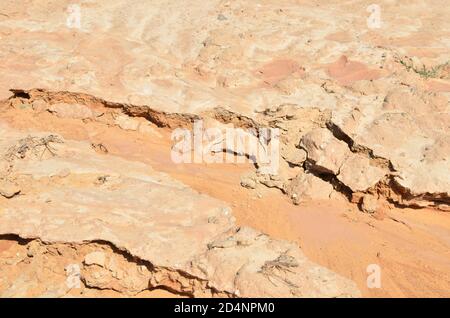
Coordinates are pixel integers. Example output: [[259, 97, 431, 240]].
[[1, 0, 448, 210], [0, 122, 360, 297], [0, 0, 449, 299]]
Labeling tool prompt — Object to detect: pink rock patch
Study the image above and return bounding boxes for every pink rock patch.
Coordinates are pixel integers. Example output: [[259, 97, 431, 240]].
[[256, 59, 305, 86], [327, 55, 383, 86]]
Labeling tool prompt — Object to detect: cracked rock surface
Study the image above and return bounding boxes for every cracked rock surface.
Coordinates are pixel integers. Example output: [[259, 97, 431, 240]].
[[0, 0, 449, 297], [0, 122, 359, 297], [1, 0, 448, 208]]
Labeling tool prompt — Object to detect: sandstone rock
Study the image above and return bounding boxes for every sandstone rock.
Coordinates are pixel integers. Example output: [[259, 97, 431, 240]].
[[188, 227, 359, 297], [240, 175, 257, 189], [350, 192, 364, 204], [31, 100, 48, 112], [337, 154, 387, 192], [0, 0, 449, 298], [300, 128, 350, 175], [257, 173, 286, 190], [0, 124, 360, 298], [82, 252, 151, 293], [84, 251, 106, 267], [327, 55, 384, 86], [0, 180, 20, 198], [26, 240, 43, 258], [383, 88, 447, 115], [332, 89, 449, 207], [361, 195, 378, 214], [0, 0, 447, 209], [286, 172, 334, 203], [114, 114, 140, 131], [48, 103, 94, 120], [281, 144, 307, 166]]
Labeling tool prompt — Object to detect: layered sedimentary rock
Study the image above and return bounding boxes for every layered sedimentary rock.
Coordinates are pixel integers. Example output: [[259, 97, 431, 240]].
[[0, 122, 360, 297], [0, 0, 448, 209], [0, 0, 449, 297]]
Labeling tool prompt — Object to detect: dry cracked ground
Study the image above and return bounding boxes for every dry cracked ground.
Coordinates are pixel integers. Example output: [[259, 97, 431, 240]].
[[0, 0, 449, 298]]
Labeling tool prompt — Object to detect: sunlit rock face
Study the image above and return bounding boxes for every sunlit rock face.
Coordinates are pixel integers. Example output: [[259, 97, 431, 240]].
[[0, 0, 449, 297], [1, 1, 448, 208], [0, 123, 360, 297]]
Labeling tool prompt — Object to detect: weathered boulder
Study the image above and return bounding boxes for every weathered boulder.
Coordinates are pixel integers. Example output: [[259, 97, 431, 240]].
[[286, 172, 334, 204], [337, 154, 387, 193], [300, 128, 350, 175]]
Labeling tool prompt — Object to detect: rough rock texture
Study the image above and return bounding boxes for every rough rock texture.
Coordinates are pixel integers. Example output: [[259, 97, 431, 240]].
[[0, 0, 449, 298], [0, 123, 359, 297], [286, 172, 334, 204], [337, 154, 387, 193], [0, 180, 20, 198], [300, 128, 350, 175], [361, 195, 378, 214], [0, 0, 448, 210]]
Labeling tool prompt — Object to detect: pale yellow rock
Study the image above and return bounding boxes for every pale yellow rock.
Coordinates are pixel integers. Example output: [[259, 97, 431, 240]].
[[84, 251, 106, 267], [114, 114, 140, 131], [287, 172, 334, 203], [300, 128, 350, 175], [282, 144, 307, 166], [48, 103, 94, 120], [361, 195, 378, 214], [338, 154, 387, 192], [0, 180, 20, 198]]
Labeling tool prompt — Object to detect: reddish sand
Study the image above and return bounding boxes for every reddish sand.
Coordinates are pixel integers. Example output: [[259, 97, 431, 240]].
[[327, 55, 384, 86], [256, 59, 305, 86], [1, 107, 450, 297]]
